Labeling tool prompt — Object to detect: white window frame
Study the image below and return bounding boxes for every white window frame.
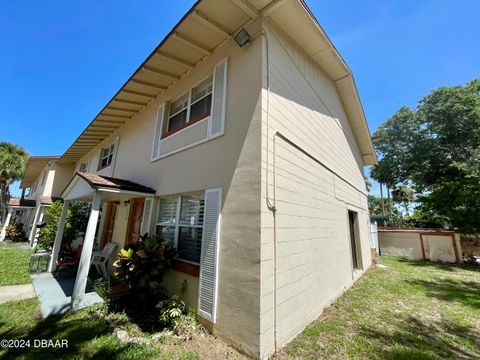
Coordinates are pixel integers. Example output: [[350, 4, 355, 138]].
[[156, 192, 205, 265], [166, 74, 213, 134], [97, 143, 115, 170], [79, 158, 90, 172], [150, 57, 227, 162]]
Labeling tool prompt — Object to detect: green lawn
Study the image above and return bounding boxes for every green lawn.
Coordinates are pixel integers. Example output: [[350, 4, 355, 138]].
[[0, 300, 245, 360], [1, 255, 478, 359], [275, 257, 480, 360], [0, 242, 32, 286]]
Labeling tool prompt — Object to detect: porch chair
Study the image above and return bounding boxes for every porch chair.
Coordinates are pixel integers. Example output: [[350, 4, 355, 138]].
[[91, 242, 117, 279], [55, 245, 83, 276]]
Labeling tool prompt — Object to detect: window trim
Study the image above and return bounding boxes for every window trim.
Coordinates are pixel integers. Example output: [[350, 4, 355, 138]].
[[97, 143, 115, 171], [156, 192, 205, 266], [79, 158, 90, 173], [163, 73, 213, 139], [151, 57, 227, 162]]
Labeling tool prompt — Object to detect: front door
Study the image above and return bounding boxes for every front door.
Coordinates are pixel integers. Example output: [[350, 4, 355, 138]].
[[127, 198, 145, 244], [102, 202, 118, 247]]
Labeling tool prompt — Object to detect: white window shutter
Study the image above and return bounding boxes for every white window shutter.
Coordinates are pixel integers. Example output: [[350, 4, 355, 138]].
[[141, 198, 153, 237], [209, 58, 227, 138], [152, 104, 165, 160], [198, 187, 222, 323]]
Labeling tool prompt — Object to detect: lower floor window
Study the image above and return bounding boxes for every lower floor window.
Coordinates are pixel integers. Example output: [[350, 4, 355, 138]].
[[156, 191, 205, 264]]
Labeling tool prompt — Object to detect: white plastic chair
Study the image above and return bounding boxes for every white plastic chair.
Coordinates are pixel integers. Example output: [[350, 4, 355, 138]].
[[91, 242, 117, 279]]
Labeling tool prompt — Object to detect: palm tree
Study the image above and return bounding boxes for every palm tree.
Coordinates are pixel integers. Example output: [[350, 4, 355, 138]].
[[0, 142, 29, 222]]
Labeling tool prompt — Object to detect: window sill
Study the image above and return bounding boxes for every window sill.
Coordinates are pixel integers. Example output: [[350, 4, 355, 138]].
[[161, 112, 211, 140], [97, 164, 111, 172], [173, 260, 200, 277]]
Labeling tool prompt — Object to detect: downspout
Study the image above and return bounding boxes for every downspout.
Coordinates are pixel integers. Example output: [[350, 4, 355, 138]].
[[259, 28, 279, 354]]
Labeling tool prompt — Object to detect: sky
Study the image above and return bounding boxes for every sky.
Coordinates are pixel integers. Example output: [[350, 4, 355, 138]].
[[1, 0, 479, 197]]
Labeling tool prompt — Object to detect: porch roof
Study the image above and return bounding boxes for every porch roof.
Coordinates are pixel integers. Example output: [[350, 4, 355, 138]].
[[62, 172, 156, 201], [8, 198, 37, 209]]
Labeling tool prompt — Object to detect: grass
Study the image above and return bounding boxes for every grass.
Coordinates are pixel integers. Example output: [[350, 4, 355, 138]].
[[0, 299, 246, 360], [275, 257, 480, 360], [1, 255, 478, 359], [0, 242, 32, 286]]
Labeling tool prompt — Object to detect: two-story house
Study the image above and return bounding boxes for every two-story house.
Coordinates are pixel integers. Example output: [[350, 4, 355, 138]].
[[40, 0, 376, 357], [18, 156, 74, 245]]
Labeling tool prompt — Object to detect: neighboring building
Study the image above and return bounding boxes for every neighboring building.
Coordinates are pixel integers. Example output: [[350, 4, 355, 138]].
[[19, 0, 377, 357], [18, 156, 75, 245]]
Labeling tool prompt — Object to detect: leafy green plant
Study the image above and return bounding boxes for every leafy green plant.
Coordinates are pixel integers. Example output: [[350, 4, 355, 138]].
[[113, 235, 177, 300], [157, 294, 187, 329], [93, 277, 110, 302], [157, 281, 188, 329], [37, 200, 90, 250], [6, 221, 26, 242]]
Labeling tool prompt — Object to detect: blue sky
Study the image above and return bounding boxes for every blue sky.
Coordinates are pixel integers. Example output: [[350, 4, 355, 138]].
[[1, 1, 479, 197]]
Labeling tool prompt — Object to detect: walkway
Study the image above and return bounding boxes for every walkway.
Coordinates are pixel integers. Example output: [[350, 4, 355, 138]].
[[0, 284, 36, 304], [31, 272, 103, 318]]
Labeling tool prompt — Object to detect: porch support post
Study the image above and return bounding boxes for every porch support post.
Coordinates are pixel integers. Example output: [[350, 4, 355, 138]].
[[48, 200, 70, 272], [0, 209, 12, 241], [29, 205, 43, 246], [72, 192, 101, 307]]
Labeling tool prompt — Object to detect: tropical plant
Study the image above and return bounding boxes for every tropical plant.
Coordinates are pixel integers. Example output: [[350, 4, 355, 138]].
[[6, 221, 26, 242], [113, 235, 177, 300], [0, 142, 28, 222], [156, 280, 188, 329]]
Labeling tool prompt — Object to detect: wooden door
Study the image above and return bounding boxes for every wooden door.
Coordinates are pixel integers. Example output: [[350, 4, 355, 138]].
[[102, 202, 118, 247], [127, 198, 145, 244]]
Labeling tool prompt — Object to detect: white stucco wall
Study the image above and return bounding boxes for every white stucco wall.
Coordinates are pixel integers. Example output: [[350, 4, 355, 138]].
[[259, 21, 372, 357]]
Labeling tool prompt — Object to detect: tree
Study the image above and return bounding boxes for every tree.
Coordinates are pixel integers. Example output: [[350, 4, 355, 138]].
[[0, 142, 28, 222], [371, 79, 480, 232], [391, 185, 415, 214]]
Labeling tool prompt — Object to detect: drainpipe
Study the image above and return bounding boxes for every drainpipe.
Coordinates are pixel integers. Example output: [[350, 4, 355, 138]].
[[259, 28, 279, 354]]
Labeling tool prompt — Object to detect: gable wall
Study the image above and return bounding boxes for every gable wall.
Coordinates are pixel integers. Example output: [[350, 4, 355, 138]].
[[259, 20, 372, 357]]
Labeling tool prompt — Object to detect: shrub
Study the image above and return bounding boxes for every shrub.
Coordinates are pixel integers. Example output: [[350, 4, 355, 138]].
[[157, 294, 187, 329], [156, 281, 198, 337], [113, 235, 177, 301], [6, 221, 26, 242], [38, 200, 90, 250]]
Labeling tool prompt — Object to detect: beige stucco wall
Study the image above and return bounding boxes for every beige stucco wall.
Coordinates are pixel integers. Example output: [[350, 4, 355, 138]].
[[259, 21, 372, 357], [73, 20, 263, 357], [49, 163, 75, 198]]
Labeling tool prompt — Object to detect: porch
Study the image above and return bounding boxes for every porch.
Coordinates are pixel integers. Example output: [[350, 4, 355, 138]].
[[31, 272, 100, 317], [44, 172, 155, 312]]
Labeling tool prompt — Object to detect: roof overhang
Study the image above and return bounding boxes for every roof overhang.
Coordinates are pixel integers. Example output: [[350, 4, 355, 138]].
[[8, 199, 37, 209], [58, 0, 377, 165], [20, 156, 60, 188], [62, 172, 156, 201], [264, 0, 377, 164]]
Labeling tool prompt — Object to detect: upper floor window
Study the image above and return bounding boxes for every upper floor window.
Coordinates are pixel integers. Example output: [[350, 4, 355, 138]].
[[79, 161, 89, 172], [151, 58, 227, 161], [98, 143, 115, 170], [156, 192, 205, 264], [164, 75, 213, 138]]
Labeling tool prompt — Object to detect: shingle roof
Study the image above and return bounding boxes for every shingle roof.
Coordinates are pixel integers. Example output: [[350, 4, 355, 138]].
[[77, 172, 156, 194], [8, 199, 36, 207], [40, 196, 62, 205]]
